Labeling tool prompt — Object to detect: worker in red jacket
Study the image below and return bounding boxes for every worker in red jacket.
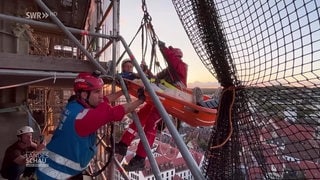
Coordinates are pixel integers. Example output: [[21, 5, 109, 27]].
[[36, 71, 145, 179], [156, 41, 188, 88], [116, 41, 188, 171]]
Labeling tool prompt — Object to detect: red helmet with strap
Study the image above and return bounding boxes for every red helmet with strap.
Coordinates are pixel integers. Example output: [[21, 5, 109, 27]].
[[74, 72, 104, 92]]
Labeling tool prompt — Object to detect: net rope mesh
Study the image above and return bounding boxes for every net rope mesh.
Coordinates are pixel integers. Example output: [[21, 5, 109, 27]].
[[172, 0, 320, 179]]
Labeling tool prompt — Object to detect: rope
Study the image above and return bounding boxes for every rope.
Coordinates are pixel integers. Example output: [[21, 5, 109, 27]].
[[139, 0, 163, 75], [116, 2, 159, 71], [116, 25, 143, 66], [139, 1, 185, 87], [86, 128, 114, 177], [21, 104, 43, 136], [0, 77, 54, 90], [0, 104, 43, 140], [116, 0, 165, 78], [209, 86, 235, 150]]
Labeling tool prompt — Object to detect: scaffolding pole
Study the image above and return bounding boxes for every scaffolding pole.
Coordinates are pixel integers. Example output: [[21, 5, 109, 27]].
[[118, 75, 162, 179], [34, 0, 108, 75], [0, 14, 115, 40], [0, 1, 206, 179], [109, 0, 119, 179], [119, 36, 206, 180], [0, 69, 77, 77], [34, 0, 163, 178]]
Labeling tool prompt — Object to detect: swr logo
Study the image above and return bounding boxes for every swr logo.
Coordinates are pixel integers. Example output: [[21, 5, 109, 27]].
[[26, 11, 57, 19]]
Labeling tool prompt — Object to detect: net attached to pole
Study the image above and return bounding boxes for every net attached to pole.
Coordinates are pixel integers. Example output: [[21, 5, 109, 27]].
[[172, 0, 320, 179]]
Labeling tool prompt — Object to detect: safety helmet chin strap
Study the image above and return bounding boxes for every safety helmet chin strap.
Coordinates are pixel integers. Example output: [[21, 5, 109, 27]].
[[75, 91, 93, 108], [17, 135, 22, 142], [17, 135, 29, 146]]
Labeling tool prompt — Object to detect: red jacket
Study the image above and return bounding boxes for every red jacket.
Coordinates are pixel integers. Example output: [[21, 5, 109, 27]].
[[75, 96, 125, 136], [158, 46, 188, 87]]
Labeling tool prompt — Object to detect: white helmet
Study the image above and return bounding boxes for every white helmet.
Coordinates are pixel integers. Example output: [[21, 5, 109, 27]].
[[16, 126, 34, 136]]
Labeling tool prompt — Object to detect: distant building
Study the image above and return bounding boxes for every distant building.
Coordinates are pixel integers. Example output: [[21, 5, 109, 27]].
[[114, 139, 204, 180], [257, 118, 320, 179]]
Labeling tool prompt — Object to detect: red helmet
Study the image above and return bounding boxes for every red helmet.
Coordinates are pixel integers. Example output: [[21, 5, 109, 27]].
[[74, 72, 104, 92], [169, 46, 183, 58]]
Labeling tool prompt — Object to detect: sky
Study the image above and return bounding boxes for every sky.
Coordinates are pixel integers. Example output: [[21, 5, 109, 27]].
[[119, 1, 219, 88]]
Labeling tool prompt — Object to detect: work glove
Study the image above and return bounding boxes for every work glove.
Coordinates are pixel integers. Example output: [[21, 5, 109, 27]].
[[137, 88, 146, 102], [140, 63, 148, 72]]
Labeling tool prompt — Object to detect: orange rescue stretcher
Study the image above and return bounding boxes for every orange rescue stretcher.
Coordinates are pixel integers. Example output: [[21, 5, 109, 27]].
[[124, 79, 217, 127]]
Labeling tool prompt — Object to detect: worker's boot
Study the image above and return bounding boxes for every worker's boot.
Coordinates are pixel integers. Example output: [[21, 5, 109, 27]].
[[192, 87, 204, 105]]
